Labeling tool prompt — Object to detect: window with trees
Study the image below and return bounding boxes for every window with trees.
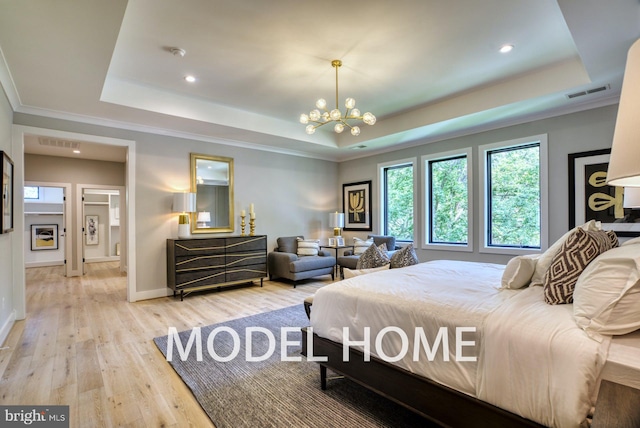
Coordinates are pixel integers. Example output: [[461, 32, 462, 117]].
[[379, 159, 415, 242], [422, 149, 472, 251], [480, 135, 548, 254]]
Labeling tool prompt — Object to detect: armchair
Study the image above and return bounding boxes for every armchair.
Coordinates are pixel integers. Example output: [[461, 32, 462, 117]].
[[267, 236, 336, 287]]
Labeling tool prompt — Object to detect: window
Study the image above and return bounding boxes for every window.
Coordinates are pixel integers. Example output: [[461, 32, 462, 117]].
[[422, 149, 473, 251], [378, 159, 415, 242], [24, 186, 40, 200], [480, 135, 548, 254]]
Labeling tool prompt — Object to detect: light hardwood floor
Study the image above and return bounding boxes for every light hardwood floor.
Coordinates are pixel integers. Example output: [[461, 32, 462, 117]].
[[0, 262, 329, 427]]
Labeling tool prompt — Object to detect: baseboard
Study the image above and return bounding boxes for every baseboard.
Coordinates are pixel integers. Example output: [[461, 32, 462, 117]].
[[133, 287, 173, 302], [0, 310, 16, 347], [25, 261, 64, 268], [85, 256, 119, 263]]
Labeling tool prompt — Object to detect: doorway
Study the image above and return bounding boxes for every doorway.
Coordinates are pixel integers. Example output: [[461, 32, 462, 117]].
[[23, 182, 72, 277], [12, 125, 137, 322]]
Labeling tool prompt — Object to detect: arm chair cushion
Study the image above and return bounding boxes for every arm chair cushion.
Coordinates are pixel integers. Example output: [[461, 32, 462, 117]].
[[277, 236, 304, 254], [368, 234, 398, 251]]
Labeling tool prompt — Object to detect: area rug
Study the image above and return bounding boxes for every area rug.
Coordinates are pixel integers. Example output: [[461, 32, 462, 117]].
[[153, 304, 433, 428]]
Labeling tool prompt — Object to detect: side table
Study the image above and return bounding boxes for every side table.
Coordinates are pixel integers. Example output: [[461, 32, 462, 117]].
[[592, 330, 640, 426], [320, 245, 354, 279]]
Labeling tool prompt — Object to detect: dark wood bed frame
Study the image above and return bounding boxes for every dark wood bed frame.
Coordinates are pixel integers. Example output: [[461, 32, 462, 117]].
[[301, 327, 543, 428]]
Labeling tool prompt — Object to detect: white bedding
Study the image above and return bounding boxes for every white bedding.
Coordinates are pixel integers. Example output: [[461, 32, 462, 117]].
[[309, 260, 611, 428]]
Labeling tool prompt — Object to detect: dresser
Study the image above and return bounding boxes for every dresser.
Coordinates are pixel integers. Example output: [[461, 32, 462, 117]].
[[167, 235, 267, 300]]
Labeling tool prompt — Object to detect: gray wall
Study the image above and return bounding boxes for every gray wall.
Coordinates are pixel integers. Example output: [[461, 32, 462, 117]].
[[13, 113, 339, 295], [0, 86, 14, 335], [338, 104, 619, 265]]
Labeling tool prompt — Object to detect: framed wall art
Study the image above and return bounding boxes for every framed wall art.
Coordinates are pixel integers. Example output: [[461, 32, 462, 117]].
[[569, 148, 640, 237], [343, 180, 372, 231], [85, 215, 99, 245], [1, 151, 14, 234], [31, 224, 59, 251]]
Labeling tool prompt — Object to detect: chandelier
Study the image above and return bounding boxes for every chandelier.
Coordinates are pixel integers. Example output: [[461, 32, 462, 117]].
[[300, 59, 376, 136]]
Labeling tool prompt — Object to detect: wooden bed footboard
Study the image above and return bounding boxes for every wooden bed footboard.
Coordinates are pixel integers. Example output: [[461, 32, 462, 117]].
[[301, 328, 543, 428]]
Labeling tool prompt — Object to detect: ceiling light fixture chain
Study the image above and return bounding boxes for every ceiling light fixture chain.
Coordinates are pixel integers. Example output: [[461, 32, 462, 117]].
[[300, 59, 376, 136]]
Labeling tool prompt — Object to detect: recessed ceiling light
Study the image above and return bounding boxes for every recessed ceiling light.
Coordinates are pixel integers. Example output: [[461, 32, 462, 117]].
[[73, 150, 81, 154], [185, 75, 196, 83], [499, 44, 514, 54]]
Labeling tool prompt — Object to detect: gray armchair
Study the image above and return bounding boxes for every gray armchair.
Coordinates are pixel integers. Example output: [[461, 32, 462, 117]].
[[267, 236, 336, 287]]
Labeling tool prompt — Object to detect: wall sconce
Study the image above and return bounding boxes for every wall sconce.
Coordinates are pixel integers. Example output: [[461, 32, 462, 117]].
[[172, 192, 196, 239], [197, 211, 211, 228], [329, 211, 345, 237]]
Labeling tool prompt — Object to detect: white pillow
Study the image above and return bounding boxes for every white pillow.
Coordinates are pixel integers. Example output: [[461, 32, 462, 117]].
[[529, 220, 600, 286], [353, 237, 373, 255], [501, 254, 539, 289], [343, 264, 390, 279], [573, 244, 640, 341], [296, 238, 320, 256], [621, 236, 640, 247]]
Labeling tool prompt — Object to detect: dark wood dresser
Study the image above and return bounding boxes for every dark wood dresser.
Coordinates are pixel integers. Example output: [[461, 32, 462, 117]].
[[167, 235, 267, 300]]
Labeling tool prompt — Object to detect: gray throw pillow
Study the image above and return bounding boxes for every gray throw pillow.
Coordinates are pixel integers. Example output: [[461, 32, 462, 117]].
[[390, 244, 419, 268]]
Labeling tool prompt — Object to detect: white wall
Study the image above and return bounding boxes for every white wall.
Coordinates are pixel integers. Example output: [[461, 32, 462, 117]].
[[0, 85, 15, 343], [338, 104, 620, 265]]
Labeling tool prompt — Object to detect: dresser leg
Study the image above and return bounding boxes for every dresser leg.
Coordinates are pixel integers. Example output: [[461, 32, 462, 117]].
[[180, 290, 184, 301]]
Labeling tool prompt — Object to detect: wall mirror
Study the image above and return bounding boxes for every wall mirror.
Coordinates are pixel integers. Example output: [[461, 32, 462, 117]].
[[190, 153, 234, 233]]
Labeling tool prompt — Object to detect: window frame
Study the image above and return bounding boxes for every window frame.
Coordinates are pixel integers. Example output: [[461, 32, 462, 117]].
[[479, 134, 548, 255], [377, 157, 417, 243], [421, 148, 473, 252]]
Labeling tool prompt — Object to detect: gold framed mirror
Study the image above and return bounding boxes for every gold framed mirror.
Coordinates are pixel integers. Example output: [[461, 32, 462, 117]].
[[190, 153, 234, 234]]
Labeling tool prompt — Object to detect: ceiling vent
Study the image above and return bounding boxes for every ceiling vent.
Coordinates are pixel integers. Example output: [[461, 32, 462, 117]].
[[566, 84, 610, 100], [38, 137, 80, 149]]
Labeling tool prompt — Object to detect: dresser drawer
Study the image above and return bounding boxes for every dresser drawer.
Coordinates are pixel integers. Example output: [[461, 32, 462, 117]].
[[226, 263, 267, 283], [176, 254, 226, 272], [226, 236, 266, 252], [175, 268, 227, 289], [173, 238, 226, 256], [226, 250, 267, 268]]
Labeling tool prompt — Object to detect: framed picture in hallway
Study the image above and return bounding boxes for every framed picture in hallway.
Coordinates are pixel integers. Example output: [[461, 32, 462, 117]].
[[343, 180, 372, 231], [1, 151, 14, 234], [86, 215, 99, 245], [31, 224, 58, 251]]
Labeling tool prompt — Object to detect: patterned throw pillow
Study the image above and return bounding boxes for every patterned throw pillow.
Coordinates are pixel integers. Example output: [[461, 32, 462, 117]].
[[390, 244, 419, 269], [296, 238, 320, 257], [543, 229, 618, 304], [356, 243, 390, 269], [353, 237, 374, 255]]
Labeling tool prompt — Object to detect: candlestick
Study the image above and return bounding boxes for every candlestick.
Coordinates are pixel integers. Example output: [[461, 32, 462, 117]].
[[249, 217, 255, 236], [241, 214, 246, 236]]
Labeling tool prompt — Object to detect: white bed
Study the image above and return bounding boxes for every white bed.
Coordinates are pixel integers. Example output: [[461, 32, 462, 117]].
[[310, 260, 611, 428]]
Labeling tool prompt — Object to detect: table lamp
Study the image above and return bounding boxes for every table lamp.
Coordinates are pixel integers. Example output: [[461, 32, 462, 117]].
[[329, 211, 345, 237], [173, 192, 196, 238]]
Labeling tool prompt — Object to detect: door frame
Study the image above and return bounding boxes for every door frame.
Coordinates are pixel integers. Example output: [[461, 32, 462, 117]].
[[12, 125, 137, 320], [24, 181, 72, 277]]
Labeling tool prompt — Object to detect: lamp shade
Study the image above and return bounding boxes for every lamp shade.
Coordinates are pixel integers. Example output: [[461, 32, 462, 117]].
[[329, 212, 345, 228], [607, 38, 640, 187], [624, 187, 640, 208], [172, 192, 196, 213], [197, 211, 211, 222]]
